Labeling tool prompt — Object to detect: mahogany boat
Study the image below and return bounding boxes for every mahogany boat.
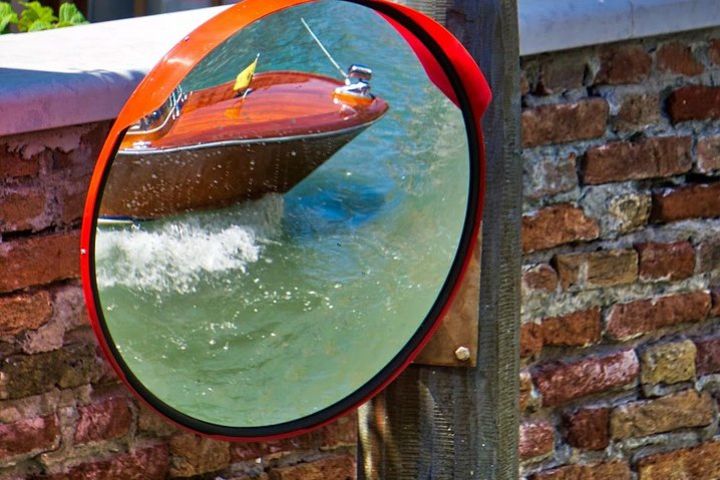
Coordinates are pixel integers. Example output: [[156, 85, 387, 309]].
[[99, 67, 389, 220]]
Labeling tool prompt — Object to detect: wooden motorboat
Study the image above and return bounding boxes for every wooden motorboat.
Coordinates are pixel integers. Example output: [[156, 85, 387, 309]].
[[99, 67, 388, 220]]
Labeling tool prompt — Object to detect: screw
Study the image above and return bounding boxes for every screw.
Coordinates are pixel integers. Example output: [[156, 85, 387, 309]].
[[454, 346, 471, 362]]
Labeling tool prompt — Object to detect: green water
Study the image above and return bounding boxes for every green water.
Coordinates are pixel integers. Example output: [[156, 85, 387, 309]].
[[96, 0, 469, 428]]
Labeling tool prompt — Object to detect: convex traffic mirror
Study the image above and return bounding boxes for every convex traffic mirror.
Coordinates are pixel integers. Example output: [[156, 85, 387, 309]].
[[81, 0, 490, 440]]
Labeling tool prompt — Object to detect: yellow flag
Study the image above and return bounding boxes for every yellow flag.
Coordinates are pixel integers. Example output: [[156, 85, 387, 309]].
[[233, 54, 259, 92]]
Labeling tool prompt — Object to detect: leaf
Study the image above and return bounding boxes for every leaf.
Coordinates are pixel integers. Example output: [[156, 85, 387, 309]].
[[27, 18, 53, 31], [18, 1, 56, 32], [56, 2, 86, 28], [0, 2, 18, 34]]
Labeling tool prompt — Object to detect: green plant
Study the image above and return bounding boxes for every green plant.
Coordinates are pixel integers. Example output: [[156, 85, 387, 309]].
[[0, 2, 18, 34], [0, 1, 87, 34]]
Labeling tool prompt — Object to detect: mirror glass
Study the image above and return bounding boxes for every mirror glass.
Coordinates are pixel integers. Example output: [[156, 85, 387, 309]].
[[93, 0, 471, 431]]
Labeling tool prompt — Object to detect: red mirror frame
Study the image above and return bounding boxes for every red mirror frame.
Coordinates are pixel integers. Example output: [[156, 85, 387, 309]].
[[80, 0, 491, 441]]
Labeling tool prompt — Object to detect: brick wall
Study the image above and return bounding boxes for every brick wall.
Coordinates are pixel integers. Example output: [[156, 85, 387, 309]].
[[520, 28, 720, 479], [0, 123, 355, 479]]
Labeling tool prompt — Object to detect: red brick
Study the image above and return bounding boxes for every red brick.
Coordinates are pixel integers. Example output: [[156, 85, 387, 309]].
[[596, 44, 652, 85], [636, 241, 695, 281], [57, 185, 88, 226], [268, 455, 355, 480], [521, 322, 543, 358], [519, 420, 554, 460], [614, 93, 661, 132], [522, 99, 608, 148], [532, 461, 631, 480], [611, 390, 713, 439], [657, 41, 704, 76], [522, 263, 559, 295], [74, 398, 132, 444], [542, 308, 601, 348], [698, 236, 720, 272], [44, 444, 168, 480], [581, 136, 691, 185], [0, 147, 43, 178], [697, 135, 720, 173], [710, 39, 720, 66], [169, 433, 231, 477], [0, 232, 79, 293], [712, 289, 720, 317], [0, 189, 47, 233], [533, 350, 638, 407], [638, 440, 720, 480], [695, 336, 720, 375], [0, 415, 59, 459], [0, 290, 52, 337], [555, 249, 638, 290], [606, 291, 711, 340], [522, 204, 600, 253], [564, 407, 609, 451], [520, 370, 534, 412], [668, 86, 720, 123], [651, 182, 720, 223]]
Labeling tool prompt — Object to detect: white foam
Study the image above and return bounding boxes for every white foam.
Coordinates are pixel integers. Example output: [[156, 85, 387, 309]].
[[95, 195, 284, 294]]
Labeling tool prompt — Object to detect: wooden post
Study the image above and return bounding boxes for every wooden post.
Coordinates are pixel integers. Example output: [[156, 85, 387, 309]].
[[357, 0, 521, 478]]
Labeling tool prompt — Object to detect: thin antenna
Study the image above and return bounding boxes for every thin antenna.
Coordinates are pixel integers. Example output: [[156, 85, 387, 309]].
[[300, 17, 348, 79]]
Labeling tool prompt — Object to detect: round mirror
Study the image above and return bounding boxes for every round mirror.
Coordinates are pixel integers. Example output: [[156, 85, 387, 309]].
[[81, 0, 489, 439]]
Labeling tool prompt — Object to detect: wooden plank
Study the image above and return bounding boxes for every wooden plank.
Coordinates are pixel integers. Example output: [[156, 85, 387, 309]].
[[358, 0, 521, 478], [414, 228, 480, 367]]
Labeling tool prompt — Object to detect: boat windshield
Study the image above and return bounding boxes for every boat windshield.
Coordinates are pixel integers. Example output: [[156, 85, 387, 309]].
[[127, 86, 186, 134]]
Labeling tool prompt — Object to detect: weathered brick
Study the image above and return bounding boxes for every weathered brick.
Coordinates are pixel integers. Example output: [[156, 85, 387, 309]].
[[712, 289, 720, 317], [641, 340, 697, 385], [137, 404, 178, 437], [0, 232, 80, 293], [169, 433, 231, 478], [532, 461, 631, 480], [668, 85, 720, 123], [43, 444, 169, 480], [607, 192, 651, 234], [521, 322, 543, 358], [595, 44, 652, 85], [0, 290, 52, 337], [542, 308, 601, 348], [0, 189, 47, 232], [524, 152, 578, 200], [522, 204, 600, 253], [638, 441, 720, 480], [581, 136, 691, 185], [657, 41, 704, 76], [555, 249, 638, 290], [533, 350, 638, 407], [698, 236, 720, 273], [606, 291, 711, 340], [522, 99, 608, 148], [0, 415, 59, 460], [520, 370, 534, 412], [695, 336, 720, 375], [522, 263, 559, 295], [268, 455, 355, 480], [0, 343, 105, 399], [636, 241, 695, 282], [651, 182, 720, 223], [697, 135, 720, 174], [611, 390, 713, 439], [74, 398, 132, 444], [0, 146, 43, 178], [536, 53, 588, 94], [710, 39, 720, 65], [564, 407, 609, 451], [613, 93, 661, 133], [519, 420, 554, 461]]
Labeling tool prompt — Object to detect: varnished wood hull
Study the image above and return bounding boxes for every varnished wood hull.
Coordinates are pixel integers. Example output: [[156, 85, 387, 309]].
[[100, 125, 368, 219]]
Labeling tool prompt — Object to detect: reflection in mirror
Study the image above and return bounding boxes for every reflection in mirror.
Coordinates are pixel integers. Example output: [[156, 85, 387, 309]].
[[94, 0, 470, 430]]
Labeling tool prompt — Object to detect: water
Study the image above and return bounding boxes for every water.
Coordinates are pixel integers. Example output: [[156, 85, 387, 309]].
[[96, 0, 469, 428]]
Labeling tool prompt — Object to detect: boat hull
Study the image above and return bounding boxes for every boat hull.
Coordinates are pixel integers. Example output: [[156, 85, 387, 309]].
[[99, 125, 367, 220]]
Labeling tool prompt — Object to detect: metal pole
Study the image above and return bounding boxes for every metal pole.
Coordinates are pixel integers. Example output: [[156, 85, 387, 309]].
[[357, 0, 521, 478]]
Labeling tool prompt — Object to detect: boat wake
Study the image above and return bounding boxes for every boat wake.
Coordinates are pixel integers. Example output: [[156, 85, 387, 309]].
[[95, 195, 284, 294]]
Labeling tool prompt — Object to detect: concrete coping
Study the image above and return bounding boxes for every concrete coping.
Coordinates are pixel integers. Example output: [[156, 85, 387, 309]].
[[1, 0, 719, 137]]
